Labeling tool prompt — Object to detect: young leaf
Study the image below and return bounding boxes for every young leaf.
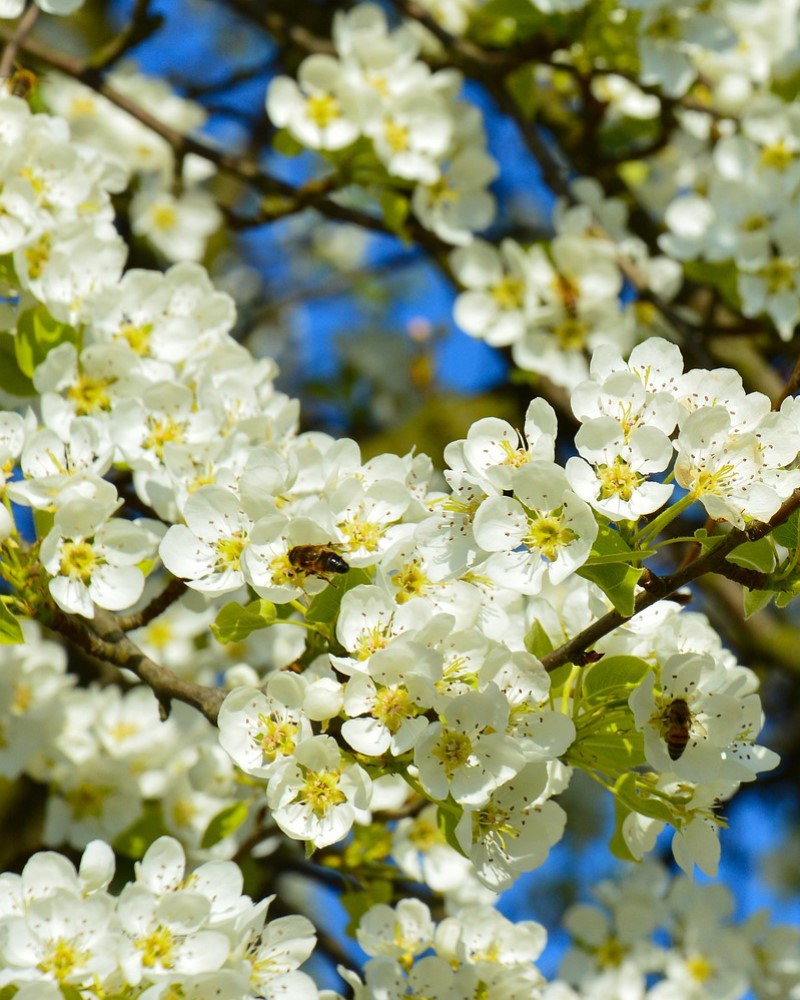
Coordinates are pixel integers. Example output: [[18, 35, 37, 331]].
[[211, 599, 277, 644], [0, 602, 24, 645], [201, 801, 250, 849], [14, 305, 78, 378]]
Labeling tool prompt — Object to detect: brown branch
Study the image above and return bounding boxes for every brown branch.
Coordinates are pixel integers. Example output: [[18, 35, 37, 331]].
[[775, 351, 800, 409], [48, 605, 225, 724], [215, 0, 335, 56], [117, 576, 188, 632], [541, 487, 800, 672], [0, 2, 39, 80]]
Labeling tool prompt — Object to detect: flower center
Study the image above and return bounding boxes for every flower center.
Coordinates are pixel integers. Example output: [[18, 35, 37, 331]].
[[523, 512, 575, 562], [254, 712, 298, 763], [300, 768, 346, 818], [432, 727, 473, 777], [59, 539, 99, 583], [374, 687, 415, 733], [136, 924, 176, 969], [39, 938, 89, 981], [66, 371, 115, 415], [307, 92, 341, 129], [215, 534, 246, 572], [491, 274, 525, 311], [596, 460, 643, 503], [392, 559, 430, 603]]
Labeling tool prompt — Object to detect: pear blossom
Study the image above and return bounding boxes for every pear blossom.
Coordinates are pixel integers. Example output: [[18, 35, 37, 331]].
[[266, 734, 372, 848], [455, 764, 567, 890], [340, 640, 439, 755], [473, 462, 599, 594], [673, 405, 799, 525], [566, 418, 674, 521], [451, 239, 535, 348], [159, 484, 253, 595], [413, 688, 526, 806], [40, 494, 154, 617], [130, 185, 222, 262], [446, 397, 558, 494], [217, 677, 313, 779], [267, 55, 360, 150]]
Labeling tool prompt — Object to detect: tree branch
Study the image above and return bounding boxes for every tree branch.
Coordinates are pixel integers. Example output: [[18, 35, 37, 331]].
[[0, 2, 39, 80], [48, 605, 225, 724], [117, 576, 188, 632], [541, 487, 800, 672]]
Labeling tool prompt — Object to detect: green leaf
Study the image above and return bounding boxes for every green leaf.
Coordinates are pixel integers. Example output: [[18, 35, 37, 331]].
[[272, 128, 305, 157], [727, 537, 775, 572], [581, 655, 651, 705], [201, 800, 250, 849], [341, 879, 393, 936], [524, 618, 554, 658], [506, 63, 538, 120], [14, 305, 78, 378], [0, 252, 18, 287], [59, 988, 83, 1000], [470, 0, 567, 44], [0, 602, 24, 645], [743, 588, 774, 618], [570, 728, 645, 773], [578, 525, 643, 616], [0, 333, 35, 396], [0, 986, 18, 1000], [113, 802, 168, 860], [32, 507, 55, 543], [378, 189, 410, 240], [211, 598, 277, 644], [683, 259, 741, 310], [773, 509, 800, 550], [306, 567, 371, 628], [609, 798, 637, 863], [437, 802, 466, 856], [613, 772, 673, 824], [547, 662, 574, 701], [343, 822, 394, 867]]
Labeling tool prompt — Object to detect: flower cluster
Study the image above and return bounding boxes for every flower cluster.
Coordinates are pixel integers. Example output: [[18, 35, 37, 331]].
[[341, 897, 547, 998], [661, 93, 800, 340], [0, 836, 320, 998], [344, 868, 800, 1000], [450, 183, 681, 389], [6, 58, 220, 263], [1, 5, 800, 995], [556, 862, 800, 999], [0, 81, 785, 897], [266, 4, 497, 245], [0, 621, 258, 855]]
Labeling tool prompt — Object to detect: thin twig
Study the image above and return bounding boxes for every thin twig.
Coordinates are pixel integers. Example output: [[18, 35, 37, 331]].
[[0, 3, 39, 80], [541, 487, 800, 672], [86, 0, 163, 72], [117, 576, 188, 632], [48, 605, 225, 724]]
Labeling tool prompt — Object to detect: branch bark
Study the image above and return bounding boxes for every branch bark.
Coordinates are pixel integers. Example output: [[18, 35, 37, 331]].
[[541, 487, 800, 672], [48, 604, 225, 725]]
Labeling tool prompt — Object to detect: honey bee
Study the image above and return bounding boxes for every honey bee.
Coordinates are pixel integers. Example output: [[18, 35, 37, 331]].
[[554, 271, 580, 318], [6, 69, 37, 100], [288, 544, 349, 579], [661, 697, 693, 761]]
